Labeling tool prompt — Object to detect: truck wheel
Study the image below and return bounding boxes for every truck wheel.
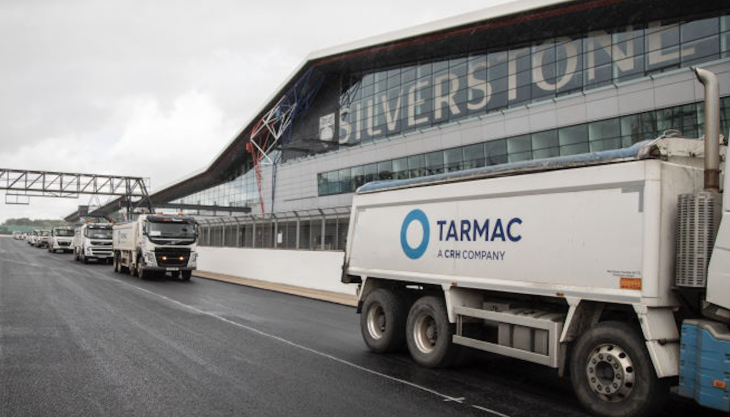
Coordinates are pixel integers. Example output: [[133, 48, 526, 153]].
[[360, 289, 407, 353], [113, 255, 119, 273], [181, 270, 192, 281], [82, 254, 89, 264], [570, 321, 669, 417], [136, 257, 150, 280], [406, 295, 462, 368]]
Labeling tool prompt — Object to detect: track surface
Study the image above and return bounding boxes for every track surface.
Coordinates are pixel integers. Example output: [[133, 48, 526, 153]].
[[0, 237, 719, 417]]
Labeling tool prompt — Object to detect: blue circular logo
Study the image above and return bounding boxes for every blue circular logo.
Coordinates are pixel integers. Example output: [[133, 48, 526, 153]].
[[400, 209, 430, 259]]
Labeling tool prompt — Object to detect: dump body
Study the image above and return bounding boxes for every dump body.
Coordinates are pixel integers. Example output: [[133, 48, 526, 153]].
[[345, 141, 703, 308], [112, 221, 139, 253]]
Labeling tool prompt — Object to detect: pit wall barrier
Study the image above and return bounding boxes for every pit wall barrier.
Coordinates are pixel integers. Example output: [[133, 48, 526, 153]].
[[196, 247, 354, 295]]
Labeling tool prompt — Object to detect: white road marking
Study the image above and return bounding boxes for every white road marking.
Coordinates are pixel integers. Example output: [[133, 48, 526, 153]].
[[444, 397, 465, 403], [43, 254, 512, 416], [472, 405, 512, 417]]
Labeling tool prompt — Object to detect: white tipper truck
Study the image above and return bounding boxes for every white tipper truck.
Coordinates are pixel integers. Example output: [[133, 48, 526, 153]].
[[74, 223, 114, 264], [342, 68, 730, 417], [112, 214, 198, 281], [48, 226, 74, 253]]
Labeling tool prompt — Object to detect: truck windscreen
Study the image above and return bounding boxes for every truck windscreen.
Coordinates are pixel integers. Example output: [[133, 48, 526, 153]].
[[146, 222, 196, 239], [54, 229, 74, 237], [85, 228, 112, 239], [40, 231, 50, 236]]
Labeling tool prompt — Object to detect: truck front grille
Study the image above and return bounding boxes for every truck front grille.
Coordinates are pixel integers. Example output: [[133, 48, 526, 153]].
[[155, 248, 191, 267]]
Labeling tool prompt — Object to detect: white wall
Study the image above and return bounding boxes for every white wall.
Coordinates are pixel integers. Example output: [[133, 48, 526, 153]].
[[197, 247, 354, 295]]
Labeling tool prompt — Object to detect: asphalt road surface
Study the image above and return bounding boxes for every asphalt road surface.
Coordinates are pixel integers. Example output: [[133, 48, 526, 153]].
[[0, 236, 720, 417]]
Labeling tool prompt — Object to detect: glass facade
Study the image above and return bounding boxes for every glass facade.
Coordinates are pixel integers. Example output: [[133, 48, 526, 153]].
[[318, 97, 730, 196], [172, 167, 259, 209], [337, 15, 730, 145]]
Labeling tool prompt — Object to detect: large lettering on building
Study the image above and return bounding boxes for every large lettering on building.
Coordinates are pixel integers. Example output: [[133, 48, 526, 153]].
[[338, 21, 706, 144]]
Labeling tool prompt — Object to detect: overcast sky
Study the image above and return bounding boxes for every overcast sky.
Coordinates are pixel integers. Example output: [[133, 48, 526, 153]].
[[0, 0, 513, 223]]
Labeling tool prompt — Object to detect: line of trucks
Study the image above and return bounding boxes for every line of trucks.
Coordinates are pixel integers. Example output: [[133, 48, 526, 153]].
[[342, 68, 730, 417], [20, 214, 199, 281]]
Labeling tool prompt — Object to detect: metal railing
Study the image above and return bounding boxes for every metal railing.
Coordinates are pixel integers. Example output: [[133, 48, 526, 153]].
[[195, 206, 351, 251]]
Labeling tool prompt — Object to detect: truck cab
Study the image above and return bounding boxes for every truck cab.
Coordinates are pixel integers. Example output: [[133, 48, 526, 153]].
[[49, 227, 74, 253], [113, 214, 198, 281], [73, 223, 113, 264], [36, 230, 51, 248]]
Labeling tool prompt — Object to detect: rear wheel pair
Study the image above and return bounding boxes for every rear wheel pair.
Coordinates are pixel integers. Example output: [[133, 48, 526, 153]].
[[360, 289, 464, 367]]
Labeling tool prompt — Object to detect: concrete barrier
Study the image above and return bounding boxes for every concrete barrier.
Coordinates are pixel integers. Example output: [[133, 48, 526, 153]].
[[196, 247, 354, 295]]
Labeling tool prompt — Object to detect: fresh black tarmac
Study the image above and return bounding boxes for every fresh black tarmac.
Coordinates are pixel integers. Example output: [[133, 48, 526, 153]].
[[0, 237, 717, 417]]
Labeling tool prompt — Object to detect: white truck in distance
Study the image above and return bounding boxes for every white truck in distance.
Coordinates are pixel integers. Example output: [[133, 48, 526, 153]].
[[342, 69, 730, 417], [28, 230, 38, 246], [36, 230, 50, 248], [112, 214, 198, 281], [73, 223, 113, 264], [49, 226, 74, 253]]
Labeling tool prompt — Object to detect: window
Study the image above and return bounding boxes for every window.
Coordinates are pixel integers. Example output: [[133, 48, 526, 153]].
[[531, 129, 559, 159], [507, 135, 532, 162], [462, 143, 485, 169], [485, 139, 508, 165], [351, 166, 365, 190], [588, 119, 621, 151], [408, 154, 426, 178], [393, 157, 409, 179], [444, 148, 463, 172], [378, 161, 393, 180], [363, 164, 377, 184], [559, 125, 589, 156], [425, 151, 444, 175]]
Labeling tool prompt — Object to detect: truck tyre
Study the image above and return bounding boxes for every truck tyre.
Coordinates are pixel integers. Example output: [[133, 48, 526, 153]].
[[406, 295, 463, 368], [113, 254, 119, 273], [181, 270, 192, 281], [360, 289, 407, 353], [136, 257, 151, 280], [570, 321, 669, 417], [82, 253, 89, 264]]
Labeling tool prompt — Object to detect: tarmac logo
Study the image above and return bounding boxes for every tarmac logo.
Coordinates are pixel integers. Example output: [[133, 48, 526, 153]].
[[400, 209, 430, 260]]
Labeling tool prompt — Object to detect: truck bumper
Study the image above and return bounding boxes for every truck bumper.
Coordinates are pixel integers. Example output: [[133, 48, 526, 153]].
[[143, 266, 196, 272], [678, 320, 730, 412]]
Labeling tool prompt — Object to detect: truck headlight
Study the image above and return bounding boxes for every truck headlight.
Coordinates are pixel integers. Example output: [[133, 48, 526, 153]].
[[143, 250, 157, 267]]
